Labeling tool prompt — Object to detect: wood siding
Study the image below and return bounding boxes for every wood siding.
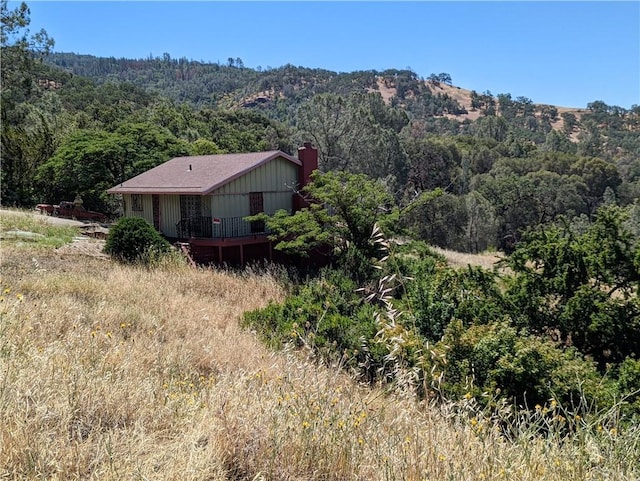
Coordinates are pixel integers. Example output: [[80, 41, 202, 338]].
[[123, 194, 181, 238], [214, 156, 298, 195], [122, 194, 154, 225], [210, 156, 298, 219], [160, 195, 185, 238]]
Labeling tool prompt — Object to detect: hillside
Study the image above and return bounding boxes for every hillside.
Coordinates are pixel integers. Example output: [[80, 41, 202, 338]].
[[1, 211, 638, 480], [45, 52, 592, 129]]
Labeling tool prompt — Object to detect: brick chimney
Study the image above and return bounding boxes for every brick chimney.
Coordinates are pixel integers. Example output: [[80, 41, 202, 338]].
[[297, 142, 318, 188], [294, 142, 318, 210]]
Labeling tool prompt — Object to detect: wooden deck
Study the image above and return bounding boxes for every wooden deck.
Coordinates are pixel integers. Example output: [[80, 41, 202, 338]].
[[185, 234, 274, 265]]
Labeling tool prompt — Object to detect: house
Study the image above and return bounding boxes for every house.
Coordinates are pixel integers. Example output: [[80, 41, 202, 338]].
[[108, 142, 318, 264]]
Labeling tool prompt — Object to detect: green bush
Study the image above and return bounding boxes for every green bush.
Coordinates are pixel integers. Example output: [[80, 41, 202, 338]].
[[242, 268, 386, 380], [438, 320, 608, 409], [616, 358, 640, 420], [408, 262, 507, 341], [104, 217, 171, 263], [505, 206, 640, 367]]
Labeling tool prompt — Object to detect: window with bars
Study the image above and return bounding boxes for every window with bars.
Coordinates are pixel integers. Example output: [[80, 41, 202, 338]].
[[249, 192, 264, 233], [131, 194, 143, 211]]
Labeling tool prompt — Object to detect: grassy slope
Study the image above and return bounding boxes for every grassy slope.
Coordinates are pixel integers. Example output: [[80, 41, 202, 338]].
[[0, 211, 637, 480]]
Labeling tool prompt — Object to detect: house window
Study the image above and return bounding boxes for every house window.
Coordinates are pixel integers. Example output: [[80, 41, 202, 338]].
[[249, 192, 264, 233], [132, 194, 143, 211], [152, 195, 160, 230], [179, 195, 206, 238]]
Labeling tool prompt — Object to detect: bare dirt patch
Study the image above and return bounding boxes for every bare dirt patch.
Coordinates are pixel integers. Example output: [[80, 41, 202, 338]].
[[372, 77, 396, 103], [56, 236, 108, 258]]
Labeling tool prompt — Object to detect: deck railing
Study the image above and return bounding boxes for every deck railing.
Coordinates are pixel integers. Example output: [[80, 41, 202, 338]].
[[176, 216, 268, 240]]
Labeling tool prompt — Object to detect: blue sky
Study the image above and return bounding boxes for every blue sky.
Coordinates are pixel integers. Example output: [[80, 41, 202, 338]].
[[22, 1, 640, 109]]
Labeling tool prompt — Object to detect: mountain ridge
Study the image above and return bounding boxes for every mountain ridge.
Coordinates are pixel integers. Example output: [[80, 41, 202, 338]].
[[44, 52, 597, 114]]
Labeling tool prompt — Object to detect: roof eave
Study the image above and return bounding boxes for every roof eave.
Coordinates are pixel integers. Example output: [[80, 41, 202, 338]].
[[107, 188, 206, 195]]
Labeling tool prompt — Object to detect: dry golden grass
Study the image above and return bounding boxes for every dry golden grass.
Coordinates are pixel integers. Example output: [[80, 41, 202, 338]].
[[1, 239, 638, 480], [430, 245, 505, 270]]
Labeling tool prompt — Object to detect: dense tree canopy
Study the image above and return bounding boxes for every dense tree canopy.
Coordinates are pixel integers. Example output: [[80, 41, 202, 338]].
[[506, 205, 640, 367]]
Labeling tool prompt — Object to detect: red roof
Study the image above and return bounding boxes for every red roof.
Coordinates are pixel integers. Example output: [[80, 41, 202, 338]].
[[107, 150, 301, 195]]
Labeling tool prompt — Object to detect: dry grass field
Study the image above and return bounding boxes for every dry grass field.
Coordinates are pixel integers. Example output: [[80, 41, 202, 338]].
[[1, 211, 638, 480]]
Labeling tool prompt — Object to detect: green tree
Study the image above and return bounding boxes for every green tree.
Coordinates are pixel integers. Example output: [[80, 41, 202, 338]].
[[541, 129, 576, 154], [1, 0, 54, 205], [36, 124, 191, 213], [469, 90, 482, 110], [471, 115, 509, 142], [569, 156, 621, 215], [257, 171, 394, 280], [403, 192, 468, 251], [497, 93, 516, 120], [198, 109, 291, 153], [439, 320, 604, 407], [506, 205, 640, 367], [1, 1, 54, 117], [474, 172, 540, 250], [561, 112, 578, 135], [464, 190, 498, 253], [189, 138, 223, 155], [525, 170, 587, 223], [437, 72, 452, 85], [408, 262, 506, 341], [402, 136, 461, 193], [296, 92, 409, 189], [538, 104, 558, 123]]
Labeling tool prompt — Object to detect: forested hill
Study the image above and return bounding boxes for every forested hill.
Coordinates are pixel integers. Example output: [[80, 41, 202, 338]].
[[43, 53, 606, 125], [44, 51, 640, 155]]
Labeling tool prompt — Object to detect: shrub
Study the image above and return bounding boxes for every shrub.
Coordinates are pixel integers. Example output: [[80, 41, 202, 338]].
[[408, 262, 507, 341], [616, 358, 640, 419], [439, 320, 607, 409], [242, 268, 386, 380], [104, 217, 171, 263]]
